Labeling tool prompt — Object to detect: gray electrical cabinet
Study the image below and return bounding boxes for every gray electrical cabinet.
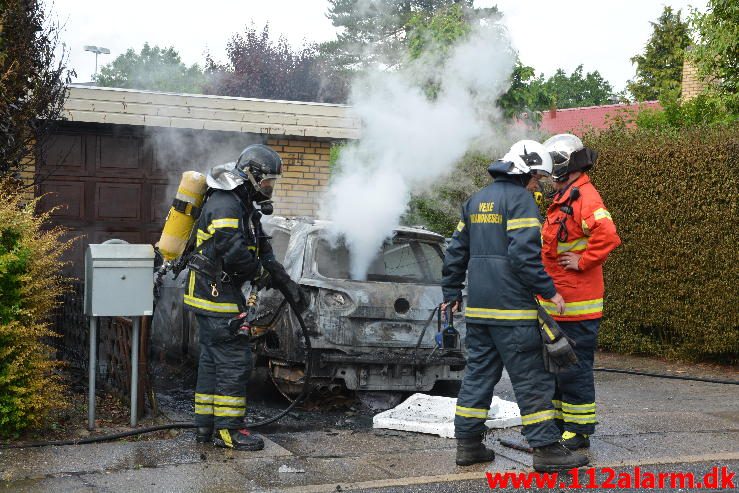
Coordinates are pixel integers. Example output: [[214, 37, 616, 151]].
[[84, 242, 155, 316], [83, 239, 155, 429]]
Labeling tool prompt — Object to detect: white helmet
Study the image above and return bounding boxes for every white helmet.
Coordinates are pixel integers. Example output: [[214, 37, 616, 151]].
[[500, 139, 553, 176], [543, 134, 594, 182]]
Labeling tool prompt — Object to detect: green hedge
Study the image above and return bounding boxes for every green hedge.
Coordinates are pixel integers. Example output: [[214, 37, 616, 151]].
[[585, 124, 738, 363]]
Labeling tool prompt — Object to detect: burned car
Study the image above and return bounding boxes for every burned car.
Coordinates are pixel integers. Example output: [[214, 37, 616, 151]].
[[152, 216, 467, 403], [257, 217, 467, 401]]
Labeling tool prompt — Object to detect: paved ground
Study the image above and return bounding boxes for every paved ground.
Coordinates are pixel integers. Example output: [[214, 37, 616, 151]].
[[1, 353, 737, 492]]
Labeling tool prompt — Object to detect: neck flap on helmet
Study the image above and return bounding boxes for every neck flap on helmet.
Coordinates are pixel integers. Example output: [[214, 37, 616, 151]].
[[553, 147, 598, 181], [206, 162, 243, 190]]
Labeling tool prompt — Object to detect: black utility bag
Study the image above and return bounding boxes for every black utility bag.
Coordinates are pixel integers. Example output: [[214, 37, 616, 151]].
[[536, 303, 578, 373]]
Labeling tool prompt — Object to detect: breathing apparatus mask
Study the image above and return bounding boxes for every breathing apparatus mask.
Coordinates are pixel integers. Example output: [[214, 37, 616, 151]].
[[234, 161, 279, 215], [206, 144, 283, 215], [235, 145, 282, 215], [231, 181, 275, 215]]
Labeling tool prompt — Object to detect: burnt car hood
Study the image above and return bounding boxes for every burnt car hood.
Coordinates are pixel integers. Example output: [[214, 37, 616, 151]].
[[300, 277, 452, 349]]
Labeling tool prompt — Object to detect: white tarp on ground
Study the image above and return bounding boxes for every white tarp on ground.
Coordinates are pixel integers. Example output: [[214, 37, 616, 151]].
[[372, 393, 521, 439]]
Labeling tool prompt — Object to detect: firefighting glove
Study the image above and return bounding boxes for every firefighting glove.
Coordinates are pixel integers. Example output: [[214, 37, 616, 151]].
[[283, 279, 310, 314], [262, 258, 309, 314], [536, 304, 578, 373], [252, 264, 272, 291]]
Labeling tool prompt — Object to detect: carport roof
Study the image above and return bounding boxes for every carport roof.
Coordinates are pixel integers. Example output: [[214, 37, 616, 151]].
[[63, 85, 360, 139]]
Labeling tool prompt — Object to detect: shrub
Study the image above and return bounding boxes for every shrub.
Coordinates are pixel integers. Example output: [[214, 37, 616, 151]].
[[585, 124, 738, 363], [635, 91, 738, 130], [0, 187, 70, 438], [404, 124, 737, 363], [404, 152, 501, 236]]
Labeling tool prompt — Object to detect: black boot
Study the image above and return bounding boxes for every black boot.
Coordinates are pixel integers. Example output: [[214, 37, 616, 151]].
[[533, 442, 589, 472], [214, 428, 265, 451], [456, 436, 495, 466], [196, 426, 213, 443], [561, 431, 590, 450]]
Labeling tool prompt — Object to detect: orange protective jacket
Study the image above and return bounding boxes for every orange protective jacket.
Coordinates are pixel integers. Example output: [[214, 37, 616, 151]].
[[539, 174, 621, 321]]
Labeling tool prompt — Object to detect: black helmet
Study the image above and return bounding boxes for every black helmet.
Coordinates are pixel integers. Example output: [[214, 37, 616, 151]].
[[234, 144, 282, 199]]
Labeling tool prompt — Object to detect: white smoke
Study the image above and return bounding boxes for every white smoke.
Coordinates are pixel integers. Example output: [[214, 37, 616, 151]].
[[145, 128, 261, 219], [320, 17, 517, 279]]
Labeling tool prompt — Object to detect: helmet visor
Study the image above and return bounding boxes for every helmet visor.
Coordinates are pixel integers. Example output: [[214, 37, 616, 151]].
[[550, 151, 571, 181], [257, 175, 279, 199]]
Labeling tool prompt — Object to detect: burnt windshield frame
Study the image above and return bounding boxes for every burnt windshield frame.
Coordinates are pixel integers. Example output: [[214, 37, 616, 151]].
[[311, 235, 445, 284]]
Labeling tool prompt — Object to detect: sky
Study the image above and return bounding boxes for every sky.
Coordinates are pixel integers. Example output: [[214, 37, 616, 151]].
[[52, 0, 707, 93]]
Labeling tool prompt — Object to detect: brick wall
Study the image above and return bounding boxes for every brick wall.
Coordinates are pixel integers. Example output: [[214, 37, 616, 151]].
[[267, 136, 334, 218], [681, 56, 705, 101]]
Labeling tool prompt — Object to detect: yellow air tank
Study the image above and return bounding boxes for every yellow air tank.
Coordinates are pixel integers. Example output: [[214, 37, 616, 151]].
[[158, 171, 208, 261]]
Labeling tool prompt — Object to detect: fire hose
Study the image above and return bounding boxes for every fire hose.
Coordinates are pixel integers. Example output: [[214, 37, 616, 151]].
[[0, 296, 313, 450], [2, 296, 737, 449]]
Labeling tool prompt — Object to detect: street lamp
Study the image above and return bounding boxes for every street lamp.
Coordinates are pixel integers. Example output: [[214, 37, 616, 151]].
[[84, 45, 111, 78]]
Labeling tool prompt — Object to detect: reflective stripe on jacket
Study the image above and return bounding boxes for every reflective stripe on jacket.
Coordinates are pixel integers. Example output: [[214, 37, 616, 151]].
[[183, 190, 271, 317], [540, 174, 621, 321], [442, 174, 557, 326]]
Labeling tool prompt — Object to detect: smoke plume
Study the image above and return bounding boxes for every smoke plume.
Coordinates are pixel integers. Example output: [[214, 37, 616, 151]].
[[320, 17, 517, 279], [145, 127, 261, 219]]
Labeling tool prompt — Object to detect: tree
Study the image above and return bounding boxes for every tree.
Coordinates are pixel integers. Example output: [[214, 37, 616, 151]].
[[689, 0, 738, 112], [406, 1, 473, 61], [542, 65, 613, 109], [400, 4, 544, 233], [404, 4, 612, 115], [628, 6, 691, 101], [95, 43, 206, 93], [1, 0, 70, 182], [205, 23, 348, 103], [497, 62, 549, 119], [404, 4, 541, 120], [322, 0, 496, 69]]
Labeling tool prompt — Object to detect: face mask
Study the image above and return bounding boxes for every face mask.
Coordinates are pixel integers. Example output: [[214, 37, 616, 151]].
[[258, 200, 274, 215], [258, 185, 274, 199], [256, 177, 276, 197]]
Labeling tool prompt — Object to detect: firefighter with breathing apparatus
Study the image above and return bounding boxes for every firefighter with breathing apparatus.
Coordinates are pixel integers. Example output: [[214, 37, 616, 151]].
[[441, 140, 589, 472], [159, 144, 308, 451], [540, 134, 621, 451]]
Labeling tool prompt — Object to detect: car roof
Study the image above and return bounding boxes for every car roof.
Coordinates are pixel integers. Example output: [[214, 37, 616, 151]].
[[263, 216, 445, 242]]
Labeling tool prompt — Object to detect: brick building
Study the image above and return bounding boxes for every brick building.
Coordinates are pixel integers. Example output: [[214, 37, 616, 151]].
[[540, 48, 710, 136], [264, 137, 333, 218], [32, 85, 359, 275], [539, 101, 661, 136], [680, 47, 707, 100]]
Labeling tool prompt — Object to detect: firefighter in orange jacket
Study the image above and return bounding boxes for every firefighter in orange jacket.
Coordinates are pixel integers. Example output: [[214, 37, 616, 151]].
[[539, 134, 621, 451]]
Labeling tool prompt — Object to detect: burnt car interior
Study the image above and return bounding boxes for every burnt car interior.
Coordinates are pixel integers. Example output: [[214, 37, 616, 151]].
[[313, 237, 444, 284]]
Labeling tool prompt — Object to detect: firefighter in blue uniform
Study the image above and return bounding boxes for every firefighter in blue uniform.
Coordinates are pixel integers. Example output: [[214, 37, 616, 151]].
[[185, 144, 307, 451], [442, 140, 589, 472]]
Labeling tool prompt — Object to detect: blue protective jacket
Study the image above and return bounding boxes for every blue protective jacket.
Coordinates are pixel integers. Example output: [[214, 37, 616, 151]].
[[183, 190, 274, 317], [441, 165, 556, 326]]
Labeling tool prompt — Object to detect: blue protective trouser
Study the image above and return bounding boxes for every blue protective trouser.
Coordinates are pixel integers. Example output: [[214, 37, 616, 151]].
[[454, 323, 561, 447], [194, 315, 252, 430], [552, 318, 600, 435]]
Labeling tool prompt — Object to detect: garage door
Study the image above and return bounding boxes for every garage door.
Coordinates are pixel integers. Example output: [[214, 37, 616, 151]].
[[37, 122, 260, 277]]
